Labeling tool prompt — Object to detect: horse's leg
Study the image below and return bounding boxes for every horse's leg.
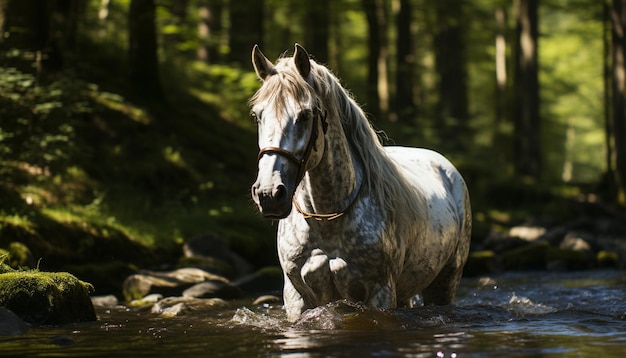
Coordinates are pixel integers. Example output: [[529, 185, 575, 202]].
[[283, 274, 306, 322], [368, 280, 397, 308], [422, 232, 470, 305], [422, 263, 463, 305]]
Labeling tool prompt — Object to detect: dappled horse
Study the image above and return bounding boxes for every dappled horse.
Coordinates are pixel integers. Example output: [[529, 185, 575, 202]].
[[250, 44, 471, 322]]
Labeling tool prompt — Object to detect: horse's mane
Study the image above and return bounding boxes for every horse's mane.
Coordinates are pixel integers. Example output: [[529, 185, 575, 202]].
[[250, 56, 426, 227]]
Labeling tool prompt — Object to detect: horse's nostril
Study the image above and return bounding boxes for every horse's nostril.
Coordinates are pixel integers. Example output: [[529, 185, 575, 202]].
[[251, 184, 258, 200], [274, 184, 287, 201]]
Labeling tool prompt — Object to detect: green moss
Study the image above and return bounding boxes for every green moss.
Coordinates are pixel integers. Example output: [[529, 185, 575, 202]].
[[6, 242, 34, 268], [463, 250, 500, 277], [501, 242, 549, 270], [597, 251, 619, 267], [0, 269, 96, 324]]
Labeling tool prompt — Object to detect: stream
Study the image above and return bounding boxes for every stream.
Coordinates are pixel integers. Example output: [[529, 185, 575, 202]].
[[1, 270, 626, 357]]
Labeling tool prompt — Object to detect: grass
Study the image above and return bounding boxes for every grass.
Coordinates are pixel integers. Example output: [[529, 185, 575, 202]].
[[0, 62, 276, 279]]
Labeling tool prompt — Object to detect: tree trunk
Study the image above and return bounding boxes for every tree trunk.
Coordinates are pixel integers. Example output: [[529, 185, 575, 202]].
[[228, 0, 264, 65], [0, 0, 9, 42], [610, 0, 626, 202], [433, 0, 469, 133], [128, 0, 163, 101], [513, 0, 541, 179], [394, 0, 416, 123], [305, 0, 330, 64], [362, 0, 389, 121], [197, 0, 223, 62], [495, 6, 508, 125]]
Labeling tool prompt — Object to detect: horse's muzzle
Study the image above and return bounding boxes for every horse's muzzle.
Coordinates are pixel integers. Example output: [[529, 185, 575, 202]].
[[251, 181, 293, 219]]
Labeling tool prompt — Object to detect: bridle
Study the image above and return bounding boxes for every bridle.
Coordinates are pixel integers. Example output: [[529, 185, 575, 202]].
[[257, 108, 327, 187], [256, 108, 361, 221]]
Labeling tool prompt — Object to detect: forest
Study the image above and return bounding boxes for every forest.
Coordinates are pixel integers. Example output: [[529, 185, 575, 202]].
[[0, 0, 624, 287]]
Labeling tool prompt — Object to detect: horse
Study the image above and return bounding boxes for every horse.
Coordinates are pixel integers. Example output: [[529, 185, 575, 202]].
[[249, 44, 471, 322]]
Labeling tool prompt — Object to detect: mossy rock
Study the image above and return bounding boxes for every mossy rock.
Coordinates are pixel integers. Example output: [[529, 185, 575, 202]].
[[463, 250, 501, 277], [546, 247, 591, 270], [0, 266, 96, 325], [501, 242, 549, 270], [597, 250, 619, 268]]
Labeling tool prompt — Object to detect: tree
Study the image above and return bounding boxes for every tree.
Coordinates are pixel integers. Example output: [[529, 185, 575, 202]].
[[305, 0, 330, 64], [362, 0, 389, 121], [394, 0, 416, 123], [228, 0, 264, 65], [512, 0, 541, 179], [196, 0, 223, 62], [608, 0, 626, 201], [494, 6, 508, 125], [433, 0, 469, 134], [128, 0, 163, 101]]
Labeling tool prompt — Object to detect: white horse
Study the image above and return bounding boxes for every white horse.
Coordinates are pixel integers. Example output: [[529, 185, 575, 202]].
[[250, 44, 471, 322]]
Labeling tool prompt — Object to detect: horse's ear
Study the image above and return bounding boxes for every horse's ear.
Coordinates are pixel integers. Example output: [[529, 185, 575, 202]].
[[252, 44, 275, 80], [293, 43, 311, 79]]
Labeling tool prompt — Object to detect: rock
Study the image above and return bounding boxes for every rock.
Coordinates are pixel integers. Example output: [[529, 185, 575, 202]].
[[0, 264, 96, 325], [560, 234, 592, 252], [91, 294, 119, 307], [129, 293, 163, 307], [122, 267, 229, 302], [508, 225, 547, 241], [597, 250, 619, 267], [252, 295, 281, 305], [482, 235, 529, 254], [182, 281, 242, 300], [462, 250, 501, 277], [501, 242, 549, 270], [0, 308, 29, 335], [546, 247, 590, 270], [183, 233, 254, 278], [151, 297, 229, 317]]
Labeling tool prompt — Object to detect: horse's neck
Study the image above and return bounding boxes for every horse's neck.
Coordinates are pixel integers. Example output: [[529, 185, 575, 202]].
[[295, 123, 361, 216]]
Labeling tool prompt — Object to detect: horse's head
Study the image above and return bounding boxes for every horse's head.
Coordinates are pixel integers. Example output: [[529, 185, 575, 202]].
[[250, 44, 327, 219]]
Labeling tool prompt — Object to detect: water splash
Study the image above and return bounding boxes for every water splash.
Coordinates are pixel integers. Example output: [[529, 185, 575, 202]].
[[506, 293, 557, 315]]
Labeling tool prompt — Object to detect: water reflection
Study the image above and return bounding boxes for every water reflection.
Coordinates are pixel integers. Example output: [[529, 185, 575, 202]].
[[2, 270, 626, 357]]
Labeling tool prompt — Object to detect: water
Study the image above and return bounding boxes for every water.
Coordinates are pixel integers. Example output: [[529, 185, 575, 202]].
[[2, 270, 626, 357]]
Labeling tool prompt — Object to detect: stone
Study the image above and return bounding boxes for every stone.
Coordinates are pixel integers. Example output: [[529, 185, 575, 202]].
[[129, 293, 163, 307], [546, 247, 590, 270], [0, 308, 29, 335], [91, 294, 119, 307], [501, 242, 549, 270], [122, 267, 229, 301], [462, 250, 501, 277], [151, 297, 229, 317], [252, 295, 281, 305], [0, 265, 96, 325], [182, 281, 242, 300], [508, 226, 546, 241]]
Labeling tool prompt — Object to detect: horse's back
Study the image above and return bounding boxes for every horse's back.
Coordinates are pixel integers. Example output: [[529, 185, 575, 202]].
[[384, 146, 468, 209], [385, 146, 471, 304]]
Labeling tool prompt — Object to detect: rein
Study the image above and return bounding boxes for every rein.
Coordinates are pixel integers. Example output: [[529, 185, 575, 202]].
[[256, 108, 361, 221]]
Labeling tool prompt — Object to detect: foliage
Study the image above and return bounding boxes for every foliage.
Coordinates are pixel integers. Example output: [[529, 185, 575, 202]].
[[0, 0, 618, 282]]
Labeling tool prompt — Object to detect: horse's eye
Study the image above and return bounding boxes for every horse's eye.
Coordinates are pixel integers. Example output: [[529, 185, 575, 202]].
[[250, 111, 260, 125], [297, 110, 312, 123]]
